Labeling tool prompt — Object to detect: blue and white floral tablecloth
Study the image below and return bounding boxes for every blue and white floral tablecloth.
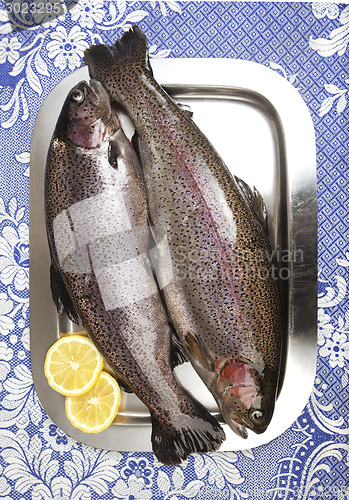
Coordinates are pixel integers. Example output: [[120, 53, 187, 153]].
[[0, 1, 348, 499]]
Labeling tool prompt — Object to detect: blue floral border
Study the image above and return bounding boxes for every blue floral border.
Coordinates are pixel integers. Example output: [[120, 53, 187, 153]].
[[0, 2, 348, 499]]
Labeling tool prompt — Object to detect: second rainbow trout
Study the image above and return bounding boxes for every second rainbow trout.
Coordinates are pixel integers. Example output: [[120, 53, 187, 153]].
[[85, 27, 282, 438]]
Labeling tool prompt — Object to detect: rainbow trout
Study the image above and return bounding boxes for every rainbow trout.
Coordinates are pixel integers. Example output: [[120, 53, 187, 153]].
[[85, 27, 282, 438], [45, 80, 225, 464]]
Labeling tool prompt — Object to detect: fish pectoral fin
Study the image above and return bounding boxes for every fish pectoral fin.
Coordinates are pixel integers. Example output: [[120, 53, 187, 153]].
[[109, 127, 139, 170], [50, 262, 80, 324], [108, 139, 118, 169], [131, 132, 141, 162], [234, 175, 269, 236], [185, 331, 213, 372]]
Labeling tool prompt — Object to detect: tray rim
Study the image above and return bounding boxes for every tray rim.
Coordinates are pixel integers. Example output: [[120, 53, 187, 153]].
[[29, 57, 317, 453]]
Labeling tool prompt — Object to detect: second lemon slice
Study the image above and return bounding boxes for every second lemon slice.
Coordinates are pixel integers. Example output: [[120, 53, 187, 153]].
[[65, 371, 121, 433], [44, 335, 104, 396]]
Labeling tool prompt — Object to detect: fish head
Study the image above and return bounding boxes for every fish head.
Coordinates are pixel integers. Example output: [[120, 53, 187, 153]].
[[59, 80, 119, 148], [214, 358, 277, 438]]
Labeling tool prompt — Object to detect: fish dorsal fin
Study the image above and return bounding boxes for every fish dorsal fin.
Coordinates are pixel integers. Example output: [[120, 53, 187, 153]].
[[234, 176, 269, 236]]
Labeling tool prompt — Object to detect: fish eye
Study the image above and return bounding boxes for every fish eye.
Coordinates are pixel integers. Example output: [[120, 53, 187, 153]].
[[70, 89, 84, 103], [250, 410, 263, 422]]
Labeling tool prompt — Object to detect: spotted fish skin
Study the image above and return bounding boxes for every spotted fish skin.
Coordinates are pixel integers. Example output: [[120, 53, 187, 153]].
[[85, 27, 282, 438], [45, 80, 225, 464]]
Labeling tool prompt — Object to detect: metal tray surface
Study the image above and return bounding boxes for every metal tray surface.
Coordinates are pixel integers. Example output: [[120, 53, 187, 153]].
[[30, 59, 317, 452]]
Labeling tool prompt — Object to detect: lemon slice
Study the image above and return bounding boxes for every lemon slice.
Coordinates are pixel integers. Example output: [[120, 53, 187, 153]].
[[65, 371, 121, 433], [44, 335, 104, 396]]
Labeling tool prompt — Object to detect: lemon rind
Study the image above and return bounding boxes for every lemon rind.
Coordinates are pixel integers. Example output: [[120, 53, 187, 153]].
[[65, 372, 121, 433], [44, 335, 104, 397]]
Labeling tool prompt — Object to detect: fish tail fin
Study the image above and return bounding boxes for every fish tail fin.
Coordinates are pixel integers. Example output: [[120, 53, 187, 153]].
[[151, 403, 225, 465], [112, 25, 150, 69], [84, 26, 152, 79]]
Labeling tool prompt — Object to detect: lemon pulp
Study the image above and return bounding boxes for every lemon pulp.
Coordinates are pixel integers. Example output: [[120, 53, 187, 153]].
[[44, 335, 104, 396], [65, 371, 121, 433]]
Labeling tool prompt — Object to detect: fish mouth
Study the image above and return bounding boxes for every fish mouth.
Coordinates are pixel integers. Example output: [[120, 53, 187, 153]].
[[82, 79, 111, 113], [219, 392, 266, 439], [86, 79, 106, 106], [228, 419, 249, 439], [221, 402, 270, 437], [217, 400, 248, 438], [69, 80, 111, 119]]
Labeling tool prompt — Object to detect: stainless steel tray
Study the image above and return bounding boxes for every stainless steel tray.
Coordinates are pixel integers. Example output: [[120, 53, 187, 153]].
[[30, 58, 317, 452]]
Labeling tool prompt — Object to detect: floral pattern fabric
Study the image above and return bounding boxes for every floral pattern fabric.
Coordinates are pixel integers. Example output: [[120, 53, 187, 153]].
[[0, 2, 348, 499]]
